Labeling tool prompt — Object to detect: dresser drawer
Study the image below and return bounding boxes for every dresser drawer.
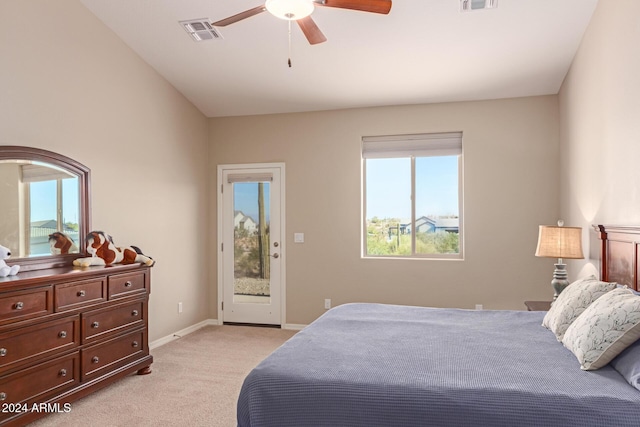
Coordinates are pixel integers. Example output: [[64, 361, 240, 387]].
[[0, 352, 79, 416], [81, 329, 146, 381], [55, 278, 106, 312], [82, 301, 145, 344], [108, 272, 146, 300], [0, 316, 79, 375], [0, 287, 53, 327]]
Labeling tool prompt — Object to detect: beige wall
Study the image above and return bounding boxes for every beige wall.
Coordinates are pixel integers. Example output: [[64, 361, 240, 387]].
[[210, 96, 561, 325], [559, 0, 640, 279], [0, 1, 210, 341], [7, 0, 618, 333]]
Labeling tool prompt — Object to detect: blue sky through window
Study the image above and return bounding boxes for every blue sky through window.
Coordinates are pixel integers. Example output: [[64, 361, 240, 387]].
[[30, 178, 79, 224], [366, 156, 459, 220], [234, 182, 270, 224]]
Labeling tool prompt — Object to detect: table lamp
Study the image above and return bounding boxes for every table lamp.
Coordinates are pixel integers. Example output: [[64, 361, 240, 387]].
[[535, 220, 584, 300]]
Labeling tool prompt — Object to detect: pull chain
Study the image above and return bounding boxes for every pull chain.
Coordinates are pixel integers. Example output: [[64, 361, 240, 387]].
[[287, 19, 292, 68]]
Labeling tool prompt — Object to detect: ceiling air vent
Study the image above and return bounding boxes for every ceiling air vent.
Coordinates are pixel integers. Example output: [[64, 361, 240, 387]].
[[460, 0, 498, 12], [179, 19, 223, 42]]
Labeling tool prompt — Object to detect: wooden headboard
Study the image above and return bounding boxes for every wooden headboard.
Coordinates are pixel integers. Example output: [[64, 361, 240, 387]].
[[594, 225, 640, 291]]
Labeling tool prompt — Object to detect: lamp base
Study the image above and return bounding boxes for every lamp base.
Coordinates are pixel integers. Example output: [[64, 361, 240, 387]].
[[551, 263, 570, 300]]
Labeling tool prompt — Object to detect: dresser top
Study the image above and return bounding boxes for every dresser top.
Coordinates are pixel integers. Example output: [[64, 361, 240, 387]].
[[0, 263, 150, 290]]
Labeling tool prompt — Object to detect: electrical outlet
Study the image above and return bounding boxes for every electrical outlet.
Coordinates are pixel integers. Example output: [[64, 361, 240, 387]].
[[324, 299, 331, 309], [475, 304, 483, 310], [178, 302, 183, 313]]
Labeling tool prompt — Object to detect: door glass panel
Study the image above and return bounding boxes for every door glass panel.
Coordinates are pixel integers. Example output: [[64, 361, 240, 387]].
[[233, 182, 271, 305]]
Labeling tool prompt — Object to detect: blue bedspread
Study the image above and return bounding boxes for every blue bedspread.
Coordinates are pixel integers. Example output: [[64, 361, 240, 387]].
[[237, 303, 640, 426]]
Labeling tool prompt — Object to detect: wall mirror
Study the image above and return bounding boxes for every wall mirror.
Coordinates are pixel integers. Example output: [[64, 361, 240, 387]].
[[0, 146, 91, 271]]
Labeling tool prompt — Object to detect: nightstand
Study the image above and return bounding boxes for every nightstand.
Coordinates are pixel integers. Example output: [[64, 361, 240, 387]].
[[524, 300, 552, 311]]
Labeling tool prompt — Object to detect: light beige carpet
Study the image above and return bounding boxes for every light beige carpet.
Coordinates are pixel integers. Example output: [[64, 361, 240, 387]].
[[27, 325, 297, 427]]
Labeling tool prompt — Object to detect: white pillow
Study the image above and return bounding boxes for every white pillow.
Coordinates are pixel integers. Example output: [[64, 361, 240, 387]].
[[562, 287, 640, 370], [542, 276, 616, 341]]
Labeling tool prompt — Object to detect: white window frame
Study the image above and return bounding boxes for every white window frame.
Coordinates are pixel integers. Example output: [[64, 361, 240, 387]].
[[362, 132, 464, 260]]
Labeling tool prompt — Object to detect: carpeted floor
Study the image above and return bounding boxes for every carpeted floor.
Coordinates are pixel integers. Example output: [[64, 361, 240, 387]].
[[27, 325, 297, 427]]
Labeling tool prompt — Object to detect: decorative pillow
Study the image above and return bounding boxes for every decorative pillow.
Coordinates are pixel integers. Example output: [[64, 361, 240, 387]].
[[542, 276, 616, 341], [616, 283, 640, 296], [562, 287, 640, 370], [610, 338, 640, 390]]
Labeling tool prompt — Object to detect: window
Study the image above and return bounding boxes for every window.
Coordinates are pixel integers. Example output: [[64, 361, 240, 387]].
[[362, 132, 463, 259], [22, 163, 79, 255]]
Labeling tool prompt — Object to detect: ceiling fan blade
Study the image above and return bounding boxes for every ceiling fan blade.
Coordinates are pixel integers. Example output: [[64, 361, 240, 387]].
[[297, 16, 327, 45], [212, 5, 267, 27], [314, 0, 392, 14]]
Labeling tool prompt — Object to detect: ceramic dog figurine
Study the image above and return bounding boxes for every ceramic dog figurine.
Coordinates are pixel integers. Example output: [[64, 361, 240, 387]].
[[49, 232, 78, 255], [0, 244, 20, 277], [73, 231, 154, 267]]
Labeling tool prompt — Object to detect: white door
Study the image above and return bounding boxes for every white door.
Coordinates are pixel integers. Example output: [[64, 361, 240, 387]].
[[218, 164, 284, 325]]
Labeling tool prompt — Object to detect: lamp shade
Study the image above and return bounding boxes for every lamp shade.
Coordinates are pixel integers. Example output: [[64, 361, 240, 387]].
[[265, 0, 314, 20], [535, 225, 584, 259]]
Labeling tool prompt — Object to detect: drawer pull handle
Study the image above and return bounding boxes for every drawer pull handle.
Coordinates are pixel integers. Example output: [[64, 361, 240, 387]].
[[14, 301, 24, 310], [59, 369, 67, 377], [124, 281, 133, 288], [58, 331, 67, 338], [132, 310, 139, 316], [0, 348, 6, 357], [0, 392, 6, 401], [77, 290, 86, 297], [132, 341, 139, 348], [91, 321, 100, 329], [92, 356, 99, 364]]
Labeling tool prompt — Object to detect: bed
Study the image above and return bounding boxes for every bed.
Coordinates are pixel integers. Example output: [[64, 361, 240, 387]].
[[237, 225, 640, 426]]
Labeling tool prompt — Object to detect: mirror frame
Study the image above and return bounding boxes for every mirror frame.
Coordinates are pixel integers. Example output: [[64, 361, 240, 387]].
[[1, 146, 91, 271]]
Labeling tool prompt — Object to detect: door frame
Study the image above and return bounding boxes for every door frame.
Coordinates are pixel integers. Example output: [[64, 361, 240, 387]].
[[216, 162, 286, 325]]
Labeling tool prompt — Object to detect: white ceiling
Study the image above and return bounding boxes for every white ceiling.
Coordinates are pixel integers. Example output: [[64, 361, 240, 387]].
[[80, 0, 598, 118]]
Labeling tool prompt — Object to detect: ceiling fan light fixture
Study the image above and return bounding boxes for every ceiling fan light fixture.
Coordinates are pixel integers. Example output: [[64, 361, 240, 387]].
[[265, 0, 314, 21]]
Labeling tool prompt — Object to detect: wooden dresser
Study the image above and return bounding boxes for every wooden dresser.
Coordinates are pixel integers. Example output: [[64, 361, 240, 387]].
[[0, 263, 152, 426]]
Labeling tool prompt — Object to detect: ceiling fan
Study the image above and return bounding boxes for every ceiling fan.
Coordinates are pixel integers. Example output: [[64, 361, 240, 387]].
[[212, 0, 393, 45]]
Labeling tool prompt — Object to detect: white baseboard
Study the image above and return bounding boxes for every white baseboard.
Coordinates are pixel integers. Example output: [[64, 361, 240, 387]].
[[150, 319, 306, 350], [149, 319, 218, 350], [283, 323, 307, 330]]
